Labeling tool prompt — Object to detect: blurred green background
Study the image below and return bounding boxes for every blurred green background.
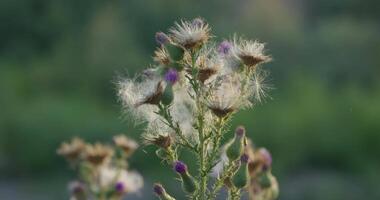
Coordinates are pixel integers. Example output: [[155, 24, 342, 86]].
[[1, 0, 379, 199]]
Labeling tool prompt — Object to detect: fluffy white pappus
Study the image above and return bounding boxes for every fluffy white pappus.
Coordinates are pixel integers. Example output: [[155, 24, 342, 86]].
[[211, 145, 229, 178], [98, 167, 143, 194], [207, 74, 248, 114], [142, 119, 171, 143], [169, 19, 211, 49], [117, 71, 163, 124], [170, 84, 198, 141], [231, 36, 271, 67], [248, 69, 272, 104]]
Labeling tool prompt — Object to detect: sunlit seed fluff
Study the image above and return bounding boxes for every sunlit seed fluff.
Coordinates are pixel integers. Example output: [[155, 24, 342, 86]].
[[169, 19, 211, 50], [113, 135, 139, 157], [195, 46, 222, 83], [232, 37, 271, 68], [249, 69, 272, 103], [117, 71, 164, 123], [142, 120, 173, 149], [57, 137, 85, 162], [207, 74, 245, 118]]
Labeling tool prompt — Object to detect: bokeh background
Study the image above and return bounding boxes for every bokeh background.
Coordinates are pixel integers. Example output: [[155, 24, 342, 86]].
[[1, 0, 379, 199]]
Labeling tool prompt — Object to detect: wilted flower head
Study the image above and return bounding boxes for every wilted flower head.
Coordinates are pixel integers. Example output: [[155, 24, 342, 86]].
[[170, 19, 211, 50], [113, 135, 139, 157], [232, 37, 271, 68], [84, 143, 113, 166], [155, 32, 170, 46], [57, 137, 85, 162]]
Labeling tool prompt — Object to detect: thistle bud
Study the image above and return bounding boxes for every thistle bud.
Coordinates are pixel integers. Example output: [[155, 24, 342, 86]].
[[161, 84, 174, 106], [232, 154, 249, 189], [173, 161, 196, 193], [155, 32, 170, 46], [153, 183, 176, 200], [226, 126, 246, 161], [166, 44, 184, 62], [217, 41, 232, 55], [258, 172, 272, 189]]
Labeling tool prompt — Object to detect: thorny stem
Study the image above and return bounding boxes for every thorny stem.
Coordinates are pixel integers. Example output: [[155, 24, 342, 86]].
[[158, 104, 196, 151]]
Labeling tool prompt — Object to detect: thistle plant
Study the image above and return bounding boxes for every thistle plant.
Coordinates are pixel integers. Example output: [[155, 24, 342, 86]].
[[117, 18, 278, 200], [57, 136, 143, 200]]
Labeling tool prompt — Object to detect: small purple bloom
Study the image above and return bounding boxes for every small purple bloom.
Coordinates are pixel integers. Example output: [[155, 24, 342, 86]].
[[258, 148, 272, 170], [164, 68, 179, 84], [174, 160, 187, 174], [68, 181, 85, 194], [218, 41, 232, 55], [153, 183, 165, 196], [240, 153, 249, 163], [192, 18, 204, 27], [235, 126, 246, 138], [115, 182, 125, 193], [155, 32, 169, 45]]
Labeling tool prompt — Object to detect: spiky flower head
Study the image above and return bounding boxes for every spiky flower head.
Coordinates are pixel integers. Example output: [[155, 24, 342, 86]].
[[84, 143, 113, 166], [232, 37, 271, 68], [113, 135, 139, 157], [155, 32, 170, 46], [57, 137, 85, 162], [170, 18, 211, 50], [173, 160, 188, 174], [164, 68, 179, 85]]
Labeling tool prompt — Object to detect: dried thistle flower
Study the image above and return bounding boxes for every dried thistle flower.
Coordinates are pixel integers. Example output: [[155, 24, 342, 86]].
[[57, 137, 85, 163], [170, 19, 211, 50], [232, 37, 271, 68], [113, 135, 139, 157], [153, 47, 171, 65], [84, 143, 113, 166]]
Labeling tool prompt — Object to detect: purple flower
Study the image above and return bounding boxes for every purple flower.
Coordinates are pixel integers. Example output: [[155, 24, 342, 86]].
[[153, 183, 165, 196], [115, 182, 125, 193], [155, 32, 169, 45], [218, 41, 232, 55], [258, 148, 272, 170], [192, 18, 204, 27], [235, 126, 246, 138], [164, 68, 179, 85], [240, 153, 249, 163], [68, 181, 85, 194], [173, 160, 187, 174]]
